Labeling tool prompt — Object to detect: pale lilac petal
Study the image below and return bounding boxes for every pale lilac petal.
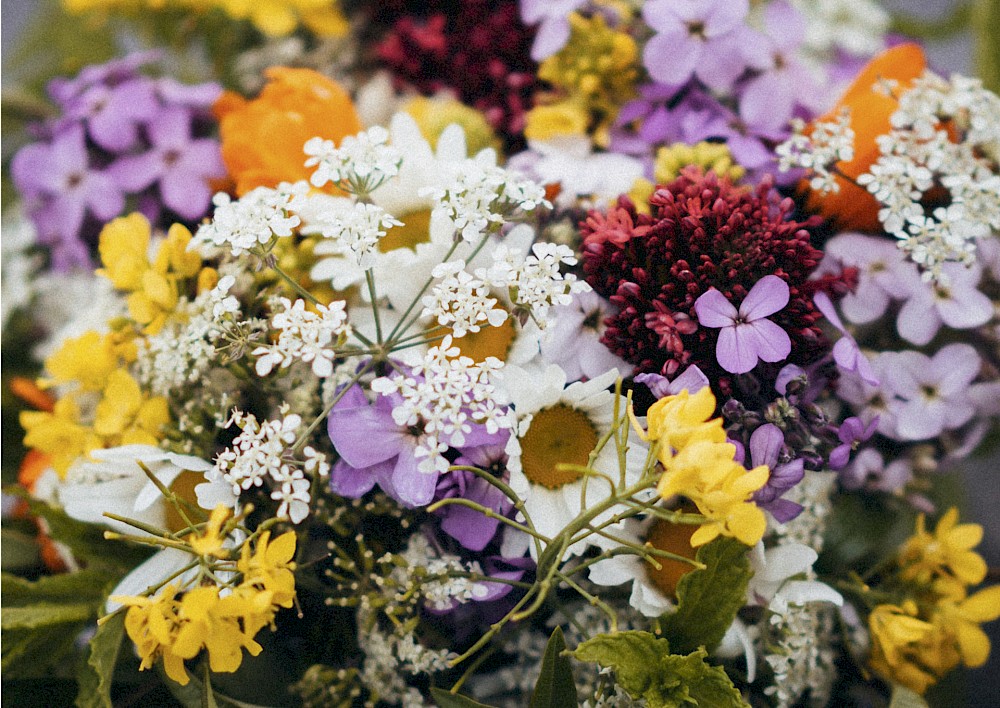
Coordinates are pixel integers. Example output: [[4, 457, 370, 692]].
[[392, 455, 437, 507], [932, 344, 981, 397], [83, 172, 125, 221], [896, 400, 945, 440], [174, 139, 226, 178], [813, 291, 846, 333], [749, 424, 783, 468], [109, 152, 163, 192], [740, 73, 793, 135], [742, 319, 791, 363], [694, 288, 737, 327], [937, 286, 992, 329], [740, 275, 790, 321], [716, 326, 758, 374], [644, 33, 701, 86], [763, 1, 806, 51], [841, 285, 890, 324], [897, 297, 941, 346], [148, 107, 192, 150], [704, 0, 749, 35], [329, 458, 383, 498], [161, 171, 212, 220], [696, 32, 750, 91], [530, 17, 571, 61], [641, 0, 687, 34]]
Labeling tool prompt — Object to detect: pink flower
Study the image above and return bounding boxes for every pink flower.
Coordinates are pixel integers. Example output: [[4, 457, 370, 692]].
[[694, 275, 792, 374]]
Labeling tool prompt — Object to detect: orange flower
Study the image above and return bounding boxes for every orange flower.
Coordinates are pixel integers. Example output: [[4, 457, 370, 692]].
[[215, 67, 361, 196], [804, 43, 927, 232]]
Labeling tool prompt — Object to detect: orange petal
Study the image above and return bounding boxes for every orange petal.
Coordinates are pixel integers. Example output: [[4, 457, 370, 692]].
[[10, 377, 55, 412]]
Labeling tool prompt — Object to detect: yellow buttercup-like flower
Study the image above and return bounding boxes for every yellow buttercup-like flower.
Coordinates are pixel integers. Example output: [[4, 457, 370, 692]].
[[98, 212, 151, 291], [44, 331, 120, 393], [238, 530, 298, 609], [654, 142, 745, 185], [524, 101, 591, 142], [92, 369, 170, 444], [20, 397, 102, 477], [639, 387, 727, 466], [933, 585, 1000, 669], [899, 507, 988, 599], [188, 505, 231, 559]]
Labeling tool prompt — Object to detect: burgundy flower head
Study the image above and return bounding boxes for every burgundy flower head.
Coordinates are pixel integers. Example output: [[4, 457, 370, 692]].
[[375, 0, 539, 147], [582, 168, 828, 391]]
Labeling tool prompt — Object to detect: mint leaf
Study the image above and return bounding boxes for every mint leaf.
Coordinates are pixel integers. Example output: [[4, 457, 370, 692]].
[[75, 611, 126, 708], [660, 538, 752, 654], [2, 569, 112, 606], [573, 631, 671, 699], [1, 602, 94, 629], [654, 649, 747, 708], [530, 626, 576, 708]]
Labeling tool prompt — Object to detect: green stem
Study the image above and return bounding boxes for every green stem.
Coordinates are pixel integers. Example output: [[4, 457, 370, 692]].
[[365, 269, 383, 344], [271, 262, 321, 306], [426, 498, 550, 541], [386, 239, 462, 344]]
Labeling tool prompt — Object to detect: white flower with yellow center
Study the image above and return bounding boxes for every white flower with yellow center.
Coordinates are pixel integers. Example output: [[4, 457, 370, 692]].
[[501, 364, 645, 559]]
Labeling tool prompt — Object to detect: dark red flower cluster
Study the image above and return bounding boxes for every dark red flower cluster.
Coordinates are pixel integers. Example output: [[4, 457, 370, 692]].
[[374, 0, 539, 147], [582, 169, 830, 386]]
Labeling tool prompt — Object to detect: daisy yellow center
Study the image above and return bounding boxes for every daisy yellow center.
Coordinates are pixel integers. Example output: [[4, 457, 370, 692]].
[[643, 515, 698, 598], [165, 471, 205, 534], [449, 314, 517, 363], [520, 404, 597, 489], [379, 208, 432, 252]]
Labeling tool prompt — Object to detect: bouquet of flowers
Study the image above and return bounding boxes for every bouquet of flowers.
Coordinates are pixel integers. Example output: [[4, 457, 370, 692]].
[[3, 1, 999, 706]]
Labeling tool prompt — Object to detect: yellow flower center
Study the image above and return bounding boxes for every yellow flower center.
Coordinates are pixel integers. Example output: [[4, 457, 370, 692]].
[[165, 471, 206, 534], [643, 515, 698, 599], [520, 404, 597, 489], [448, 314, 517, 363], [379, 209, 432, 252]]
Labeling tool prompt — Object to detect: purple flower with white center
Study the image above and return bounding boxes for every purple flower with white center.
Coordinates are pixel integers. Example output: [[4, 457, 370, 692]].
[[641, 0, 752, 93], [737, 1, 821, 134], [836, 355, 905, 439], [813, 291, 878, 385], [821, 233, 921, 324], [436, 443, 513, 551], [635, 364, 709, 399], [519, 0, 588, 61], [694, 275, 792, 374], [840, 448, 912, 493], [896, 262, 993, 346], [541, 290, 634, 381], [109, 107, 226, 220], [829, 416, 878, 470], [889, 344, 981, 441], [747, 424, 804, 523], [11, 124, 123, 269]]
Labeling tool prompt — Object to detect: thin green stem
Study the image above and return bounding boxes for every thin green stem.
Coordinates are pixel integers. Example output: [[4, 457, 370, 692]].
[[365, 268, 383, 344], [426, 498, 549, 542], [386, 239, 462, 343], [271, 262, 321, 306]]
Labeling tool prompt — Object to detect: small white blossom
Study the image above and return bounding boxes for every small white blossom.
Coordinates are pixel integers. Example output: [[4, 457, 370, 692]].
[[194, 182, 307, 256], [253, 298, 350, 378], [213, 408, 303, 495], [420, 260, 508, 337], [776, 111, 855, 193], [370, 336, 510, 473], [270, 477, 311, 524], [316, 201, 403, 269], [304, 126, 402, 195]]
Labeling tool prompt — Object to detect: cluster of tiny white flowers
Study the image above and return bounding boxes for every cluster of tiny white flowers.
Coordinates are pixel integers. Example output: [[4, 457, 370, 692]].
[[212, 406, 318, 523], [769, 471, 835, 554], [420, 261, 509, 337], [397, 535, 490, 611], [371, 336, 510, 473], [761, 604, 838, 708], [424, 161, 550, 242], [195, 182, 307, 256], [776, 111, 855, 193], [857, 71, 1000, 281], [253, 298, 350, 378], [136, 301, 218, 395], [317, 201, 403, 269], [479, 242, 590, 328], [792, 0, 889, 57], [304, 126, 402, 195], [356, 624, 428, 707]]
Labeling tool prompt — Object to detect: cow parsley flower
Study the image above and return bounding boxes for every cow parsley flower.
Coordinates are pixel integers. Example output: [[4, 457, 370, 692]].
[[776, 112, 855, 193], [195, 182, 307, 256], [253, 297, 350, 378], [421, 260, 508, 337], [304, 125, 402, 195], [314, 201, 403, 269]]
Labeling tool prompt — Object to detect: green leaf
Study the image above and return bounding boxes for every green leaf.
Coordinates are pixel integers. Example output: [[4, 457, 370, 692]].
[[75, 610, 126, 708], [660, 538, 752, 654], [573, 631, 672, 698], [574, 634, 745, 708], [889, 684, 930, 708], [203, 662, 220, 708], [1, 602, 94, 629], [2, 624, 83, 677], [0, 528, 41, 571], [2, 570, 113, 606], [429, 687, 496, 707], [530, 626, 577, 708]]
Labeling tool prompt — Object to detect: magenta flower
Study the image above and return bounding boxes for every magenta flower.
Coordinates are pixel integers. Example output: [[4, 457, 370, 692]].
[[694, 275, 792, 374]]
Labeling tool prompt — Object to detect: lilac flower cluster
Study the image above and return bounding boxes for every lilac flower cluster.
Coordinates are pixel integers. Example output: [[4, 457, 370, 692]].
[[11, 53, 226, 270]]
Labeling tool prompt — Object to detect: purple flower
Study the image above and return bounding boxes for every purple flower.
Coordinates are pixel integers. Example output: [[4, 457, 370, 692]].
[[889, 344, 980, 441], [519, 0, 588, 61], [641, 0, 752, 92], [541, 290, 634, 381], [896, 262, 993, 346], [821, 233, 920, 324], [61, 78, 160, 153], [109, 107, 226, 220], [694, 275, 792, 374], [11, 124, 123, 269], [840, 448, 911, 493], [813, 291, 878, 385], [737, 1, 820, 134], [635, 364, 709, 399], [748, 424, 804, 523], [436, 443, 513, 552], [829, 416, 878, 470]]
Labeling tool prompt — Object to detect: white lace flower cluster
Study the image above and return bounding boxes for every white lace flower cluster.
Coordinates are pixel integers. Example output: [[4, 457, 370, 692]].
[[253, 297, 350, 378], [396, 535, 491, 612], [776, 110, 855, 193], [423, 160, 550, 242], [194, 182, 307, 256], [480, 241, 590, 328], [420, 261, 508, 337], [371, 336, 510, 473], [212, 406, 329, 523], [304, 126, 402, 195], [858, 72, 1000, 281], [316, 201, 403, 270]]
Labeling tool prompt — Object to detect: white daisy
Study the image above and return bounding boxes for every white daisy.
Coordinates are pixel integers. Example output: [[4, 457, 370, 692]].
[[586, 517, 676, 617], [501, 363, 645, 560]]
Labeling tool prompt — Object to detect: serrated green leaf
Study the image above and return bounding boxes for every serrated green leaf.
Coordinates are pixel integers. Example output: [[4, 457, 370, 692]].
[[2, 602, 94, 629], [530, 626, 576, 708], [2, 624, 82, 676], [429, 687, 496, 707], [2, 569, 112, 606], [74, 610, 126, 708], [660, 538, 752, 654], [889, 684, 930, 708], [573, 631, 672, 698], [653, 650, 747, 708]]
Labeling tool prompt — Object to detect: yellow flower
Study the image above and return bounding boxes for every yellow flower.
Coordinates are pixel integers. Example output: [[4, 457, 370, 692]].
[[868, 601, 942, 694], [658, 440, 769, 547], [404, 96, 500, 156], [639, 387, 726, 466], [188, 505, 231, 558], [238, 530, 297, 609], [654, 143, 745, 184], [115, 584, 189, 684], [20, 397, 102, 477], [44, 331, 120, 393], [92, 369, 170, 444], [899, 507, 987, 599], [933, 585, 1000, 669], [524, 102, 591, 142], [173, 586, 264, 674], [98, 213, 150, 291]]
